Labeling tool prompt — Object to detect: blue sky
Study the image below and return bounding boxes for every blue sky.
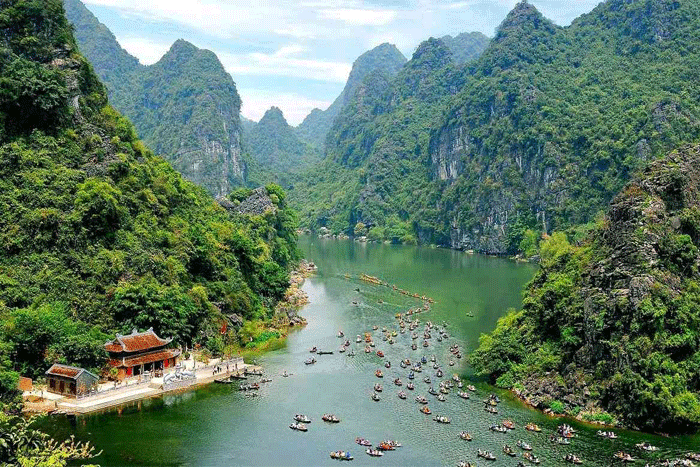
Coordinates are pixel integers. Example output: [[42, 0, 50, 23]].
[[81, 0, 602, 125]]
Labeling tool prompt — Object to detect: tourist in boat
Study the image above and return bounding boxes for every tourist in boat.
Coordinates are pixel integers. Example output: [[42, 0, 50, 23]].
[[356, 437, 371, 446], [310, 346, 317, 353], [458, 391, 470, 399], [420, 406, 431, 414], [477, 449, 496, 460], [525, 423, 541, 432], [384, 361, 391, 368], [371, 392, 380, 401], [337, 330, 344, 338], [289, 422, 308, 431], [406, 382, 415, 390], [503, 445, 517, 457], [523, 451, 541, 464], [294, 414, 311, 423], [375, 369, 383, 378], [517, 440, 533, 451], [398, 390, 407, 399], [394, 378, 402, 386], [636, 441, 658, 451], [373, 383, 382, 392], [614, 452, 635, 463], [329, 450, 353, 461], [459, 431, 472, 441], [304, 357, 316, 365], [366, 448, 383, 457], [322, 414, 340, 423], [563, 453, 583, 464]]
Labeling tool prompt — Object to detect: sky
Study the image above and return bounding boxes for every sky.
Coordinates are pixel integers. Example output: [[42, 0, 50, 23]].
[[81, 0, 603, 126]]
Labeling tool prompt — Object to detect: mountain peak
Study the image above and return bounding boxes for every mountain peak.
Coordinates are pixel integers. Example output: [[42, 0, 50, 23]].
[[260, 107, 289, 127], [407, 37, 453, 71], [495, 0, 555, 40]]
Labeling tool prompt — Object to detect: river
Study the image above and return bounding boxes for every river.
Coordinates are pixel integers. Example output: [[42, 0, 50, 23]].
[[49, 237, 698, 466]]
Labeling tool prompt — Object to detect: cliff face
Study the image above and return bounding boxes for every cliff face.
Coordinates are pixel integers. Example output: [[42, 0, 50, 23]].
[[472, 144, 700, 432], [63, 0, 246, 197]]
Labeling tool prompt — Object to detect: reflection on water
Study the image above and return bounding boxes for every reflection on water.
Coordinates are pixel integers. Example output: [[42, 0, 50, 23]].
[[46, 237, 697, 466]]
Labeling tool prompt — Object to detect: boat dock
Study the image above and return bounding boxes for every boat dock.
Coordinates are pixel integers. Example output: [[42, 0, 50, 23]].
[[24, 356, 262, 415]]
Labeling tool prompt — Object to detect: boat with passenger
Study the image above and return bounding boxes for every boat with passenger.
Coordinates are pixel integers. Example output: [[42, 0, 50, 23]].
[[375, 370, 383, 378], [330, 451, 353, 461], [294, 414, 311, 423], [371, 392, 380, 401], [525, 423, 542, 432], [458, 391, 470, 400], [636, 442, 658, 451], [563, 454, 583, 464], [394, 378, 402, 386], [503, 445, 517, 457], [459, 431, 472, 441], [406, 382, 415, 390], [289, 422, 308, 431], [366, 448, 383, 457], [523, 452, 541, 464], [322, 414, 340, 423], [373, 383, 383, 392], [477, 449, 496, 460], [433, 415, 451, 424], [420, 406, 431, 415], [614, 452, 635, 463], [355, 438, 371, 446], [305, 357, 316, 365], [398, 390, 407, 399], [516, 440, 533, 451]]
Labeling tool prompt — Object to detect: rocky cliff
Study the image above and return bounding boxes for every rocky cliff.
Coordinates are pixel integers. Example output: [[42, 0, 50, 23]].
[[472, 143, 700, 432], [64, 0, 247, 196]]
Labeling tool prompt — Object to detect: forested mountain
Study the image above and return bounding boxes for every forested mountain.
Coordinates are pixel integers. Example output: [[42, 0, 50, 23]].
[[244, 107, 320, 187], [290, 0, 700, 252], [472, 144, 700, 432], [295, 43, 407, 149], [0, 0, 298, 402], [440, 32, 491, 64], [63, 0, 247, 197]]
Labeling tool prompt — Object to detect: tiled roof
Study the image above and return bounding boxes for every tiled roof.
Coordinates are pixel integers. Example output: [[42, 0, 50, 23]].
[[104, 328, 172, 353], [109, 349, 180, 368], [45, 364, 98, 380]]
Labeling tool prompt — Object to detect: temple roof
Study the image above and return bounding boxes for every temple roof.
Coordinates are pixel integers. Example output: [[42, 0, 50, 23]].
[[45, 363, 98, 380], [109, 348, 181, 368], [105, 327, 172, 353]]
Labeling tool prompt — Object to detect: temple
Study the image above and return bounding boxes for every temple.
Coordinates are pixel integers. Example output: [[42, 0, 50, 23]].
[[105, 328, 180, 380]]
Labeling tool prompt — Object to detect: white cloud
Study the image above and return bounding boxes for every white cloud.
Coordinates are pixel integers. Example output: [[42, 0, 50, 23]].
[[319, 8, 398, 26], [117, 36, 172, 65], [219, 46, 351, 84], [240, 88, 331, 126]]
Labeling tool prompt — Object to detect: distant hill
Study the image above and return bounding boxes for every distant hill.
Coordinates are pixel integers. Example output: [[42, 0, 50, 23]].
[[245, 107, 320, 187], [440, 32, 491, 64], [290, 0, 700, 252], [64, 0, 247, 197], [295, 43, 408, 149]]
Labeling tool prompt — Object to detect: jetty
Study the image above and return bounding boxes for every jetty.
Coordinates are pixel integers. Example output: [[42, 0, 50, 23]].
[[24, 356, 261, 415]]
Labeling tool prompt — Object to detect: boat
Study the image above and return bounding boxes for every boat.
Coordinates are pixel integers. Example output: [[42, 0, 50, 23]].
[[466, 385, 476, 392], [412, 366, 422, 373], [356, 335, 362, 343], [563, 454, 583, 464], [490, 425, 508, 433], [424, 376, 432, 384], [348, 349, 355, 356], [260, 377, 273, 383], [437, 394, 446, 402], [687, 453, 700, 462], [477, 449, 496, 461], [433, 363, 439, 369], [294, 414, 311, 423], [551, 436, 569, 445], [423, 340, 429, 347], [428, 387, 438, 395], [215, 377, 234, 384], [377, 442, 395, 451], [400, 361, 407, 368], [373, 383, 383, 392], [406, 382, 415, 390], [457, 381, 463, 388], [384, 440, 402, 448], [281, 371, 290, 378], [322, 414, 340, 423], [484, 406, 498, 414], [394, 378, 402, 386], [436, 369, 444, 377], [421, 356, 428, 364], [636, 442, 658, 452], [439, 386, 449, 394], [502, 420, 515, 430], [372, 325, 378, 330], [289, 422, 308, 431], [356, 437, 372, 446], [523, 452, 541, 464], [525, 423, 541, 432], [337, 331, 344, 338], [411, 343, 417, 350], [457, 462, 475, 467], [365, 346, 372, 353], [458, 391, 470, 400], [317, 350, 334, 355], [597, 430, 617, 439], [384, 361, 391, 368], [376, 350, 384, 357], [375, 370, 383, 378], [398, 391, 407, 399], [503, 445, 517, 457], [430, 355, 436, 362], [330, 451, 353, 461], [459, 431, 472, 441], [452, 374, 460, 382], [420, 406, 431, 415], [339, 347, 346, 353], [415, 396, 428, 404], [433, 415, 451, 424], [371, 392, 380, 401], [614, 452, 635, 463], [365, 449, 383, 457], [309, 346, 317, 353], [304, 357, 316, 365], [517, 440, 533, 451]]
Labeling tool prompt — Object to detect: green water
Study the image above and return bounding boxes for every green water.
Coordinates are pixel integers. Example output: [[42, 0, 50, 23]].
[[47, 237, 698, 466]]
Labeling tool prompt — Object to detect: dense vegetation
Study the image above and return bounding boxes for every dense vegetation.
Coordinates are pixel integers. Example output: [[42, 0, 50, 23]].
[[244, 107, 321, 188], [295, 43, 407, 150], [63, 0, 247, 197], [0, 0, 299, 409], [472, 144, 700, 432], [439, 32, 491, 65], [290, 0, 700, 252]]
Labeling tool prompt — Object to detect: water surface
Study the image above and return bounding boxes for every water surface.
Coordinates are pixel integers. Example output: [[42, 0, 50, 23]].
[[49, 237, 698, 466]]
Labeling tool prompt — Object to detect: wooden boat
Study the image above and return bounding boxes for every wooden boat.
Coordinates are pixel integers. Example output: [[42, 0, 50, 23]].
[[635, 442, 658, 451], [459, 431, 472, 441], [371, 392, 380, 401], [356, 335, 362, 343], [322, 414, 340, 423], [449, 360, 455, 366], [411, 343, 418, 350], [406, 382, 415, 390], [377, 442, 395, 451], [467, 385, 476, 392], [420, 406, 431, 415], [337, 331, 344, 338], [294, 414, 311, 423], [477, 449, 496, 461], [384, 361, 391, 368], [484, 406, 498, 414], [215, 377, 234, 384], [433, 415, 451, 424], [289, 422, 307, 431], [458, 391, 470, 400], [523, 452, 541, 464], [339, 347, 346, 353], [398, 391, 407, 399], [373, 383, 383, 392], [517, 440, 533, 451], [415, 396, 428, 404], [230, 373, 247, 380], [503, 445, 517, 457], [330, 451, 353, 461], [452, 374, 460, 382], [457, 462, 475, 467], [614, 452, 635, 463], [304, 357, 316, 365], [563, 454, 583, 464], [383, 440, 401, 448], [437, 394, 446, 402], [366, 449, 383, 457], [375, 370, 383, 378], [490, 425, 508, 433], [502, 420, 515, 430], [355, 437, 371, 446], [244, 369, 263, 376], [394, 378, 402, 386], [376, 350, 384, 357], [317, 350, 334, 355], [309, 346, 317, 353], [525, 423, 541, 432]]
